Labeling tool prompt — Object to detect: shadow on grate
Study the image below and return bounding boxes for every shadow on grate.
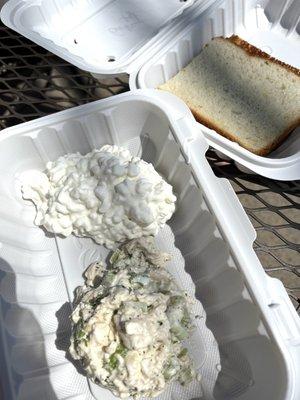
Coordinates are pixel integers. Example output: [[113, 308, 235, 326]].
[[0, 24, 129, 129], [0, 22, 299, 311]]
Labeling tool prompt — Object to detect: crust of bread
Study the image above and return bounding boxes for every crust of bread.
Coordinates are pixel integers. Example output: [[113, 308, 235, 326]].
[[190, 106, 300, 156], [225, 35, 300, 77]]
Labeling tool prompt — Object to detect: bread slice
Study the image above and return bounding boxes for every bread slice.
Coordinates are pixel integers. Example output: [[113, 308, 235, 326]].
[[159, 35, 300, 156]]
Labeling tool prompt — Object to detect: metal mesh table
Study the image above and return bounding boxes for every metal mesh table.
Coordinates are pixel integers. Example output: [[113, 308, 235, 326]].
[[0, 22, 299, 311]]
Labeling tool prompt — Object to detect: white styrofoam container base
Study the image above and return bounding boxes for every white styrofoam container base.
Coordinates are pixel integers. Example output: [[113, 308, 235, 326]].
[[0, 90, 299, 400], [132, 0, 300, 180]]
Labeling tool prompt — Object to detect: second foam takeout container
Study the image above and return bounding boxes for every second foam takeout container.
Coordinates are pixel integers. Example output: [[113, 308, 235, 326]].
[[1, 0, 300, 180]]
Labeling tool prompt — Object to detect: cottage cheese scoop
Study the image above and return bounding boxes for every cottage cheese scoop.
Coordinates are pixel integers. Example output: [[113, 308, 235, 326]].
[[69, 237, 196, 399], [22, 145, 176, 248]]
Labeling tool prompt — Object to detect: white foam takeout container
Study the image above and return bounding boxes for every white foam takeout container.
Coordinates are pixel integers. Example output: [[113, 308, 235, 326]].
[[1, 0, 300, 180], [0, 89, 300, 400]]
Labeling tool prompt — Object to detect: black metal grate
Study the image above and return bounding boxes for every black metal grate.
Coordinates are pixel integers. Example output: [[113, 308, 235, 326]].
[[0, 22, 299, 311], [207, 150, 300, 310], [0, 24, 128, 129]]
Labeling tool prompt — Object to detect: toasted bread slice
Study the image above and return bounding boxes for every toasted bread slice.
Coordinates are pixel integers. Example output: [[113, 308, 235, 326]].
[[159, 35, 300, 156]]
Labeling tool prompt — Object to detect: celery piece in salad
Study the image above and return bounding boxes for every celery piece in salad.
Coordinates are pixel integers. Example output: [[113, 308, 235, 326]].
[[178, 366, 195, 385], [110, 249, 122, 265], [171, 324, 189, 340], [107, 344, 128, 371], [115, 343, 128, 358]]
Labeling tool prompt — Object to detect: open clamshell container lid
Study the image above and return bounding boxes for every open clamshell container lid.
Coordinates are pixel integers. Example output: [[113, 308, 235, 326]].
[[0, 0, 205, 75]]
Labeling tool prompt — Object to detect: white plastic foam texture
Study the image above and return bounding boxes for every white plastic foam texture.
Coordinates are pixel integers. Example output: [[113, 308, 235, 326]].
[[1, 0, 299, 180], [0, 90, 299, 400], [133, 0, 300, 180], [0, 0, 197, 74]]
